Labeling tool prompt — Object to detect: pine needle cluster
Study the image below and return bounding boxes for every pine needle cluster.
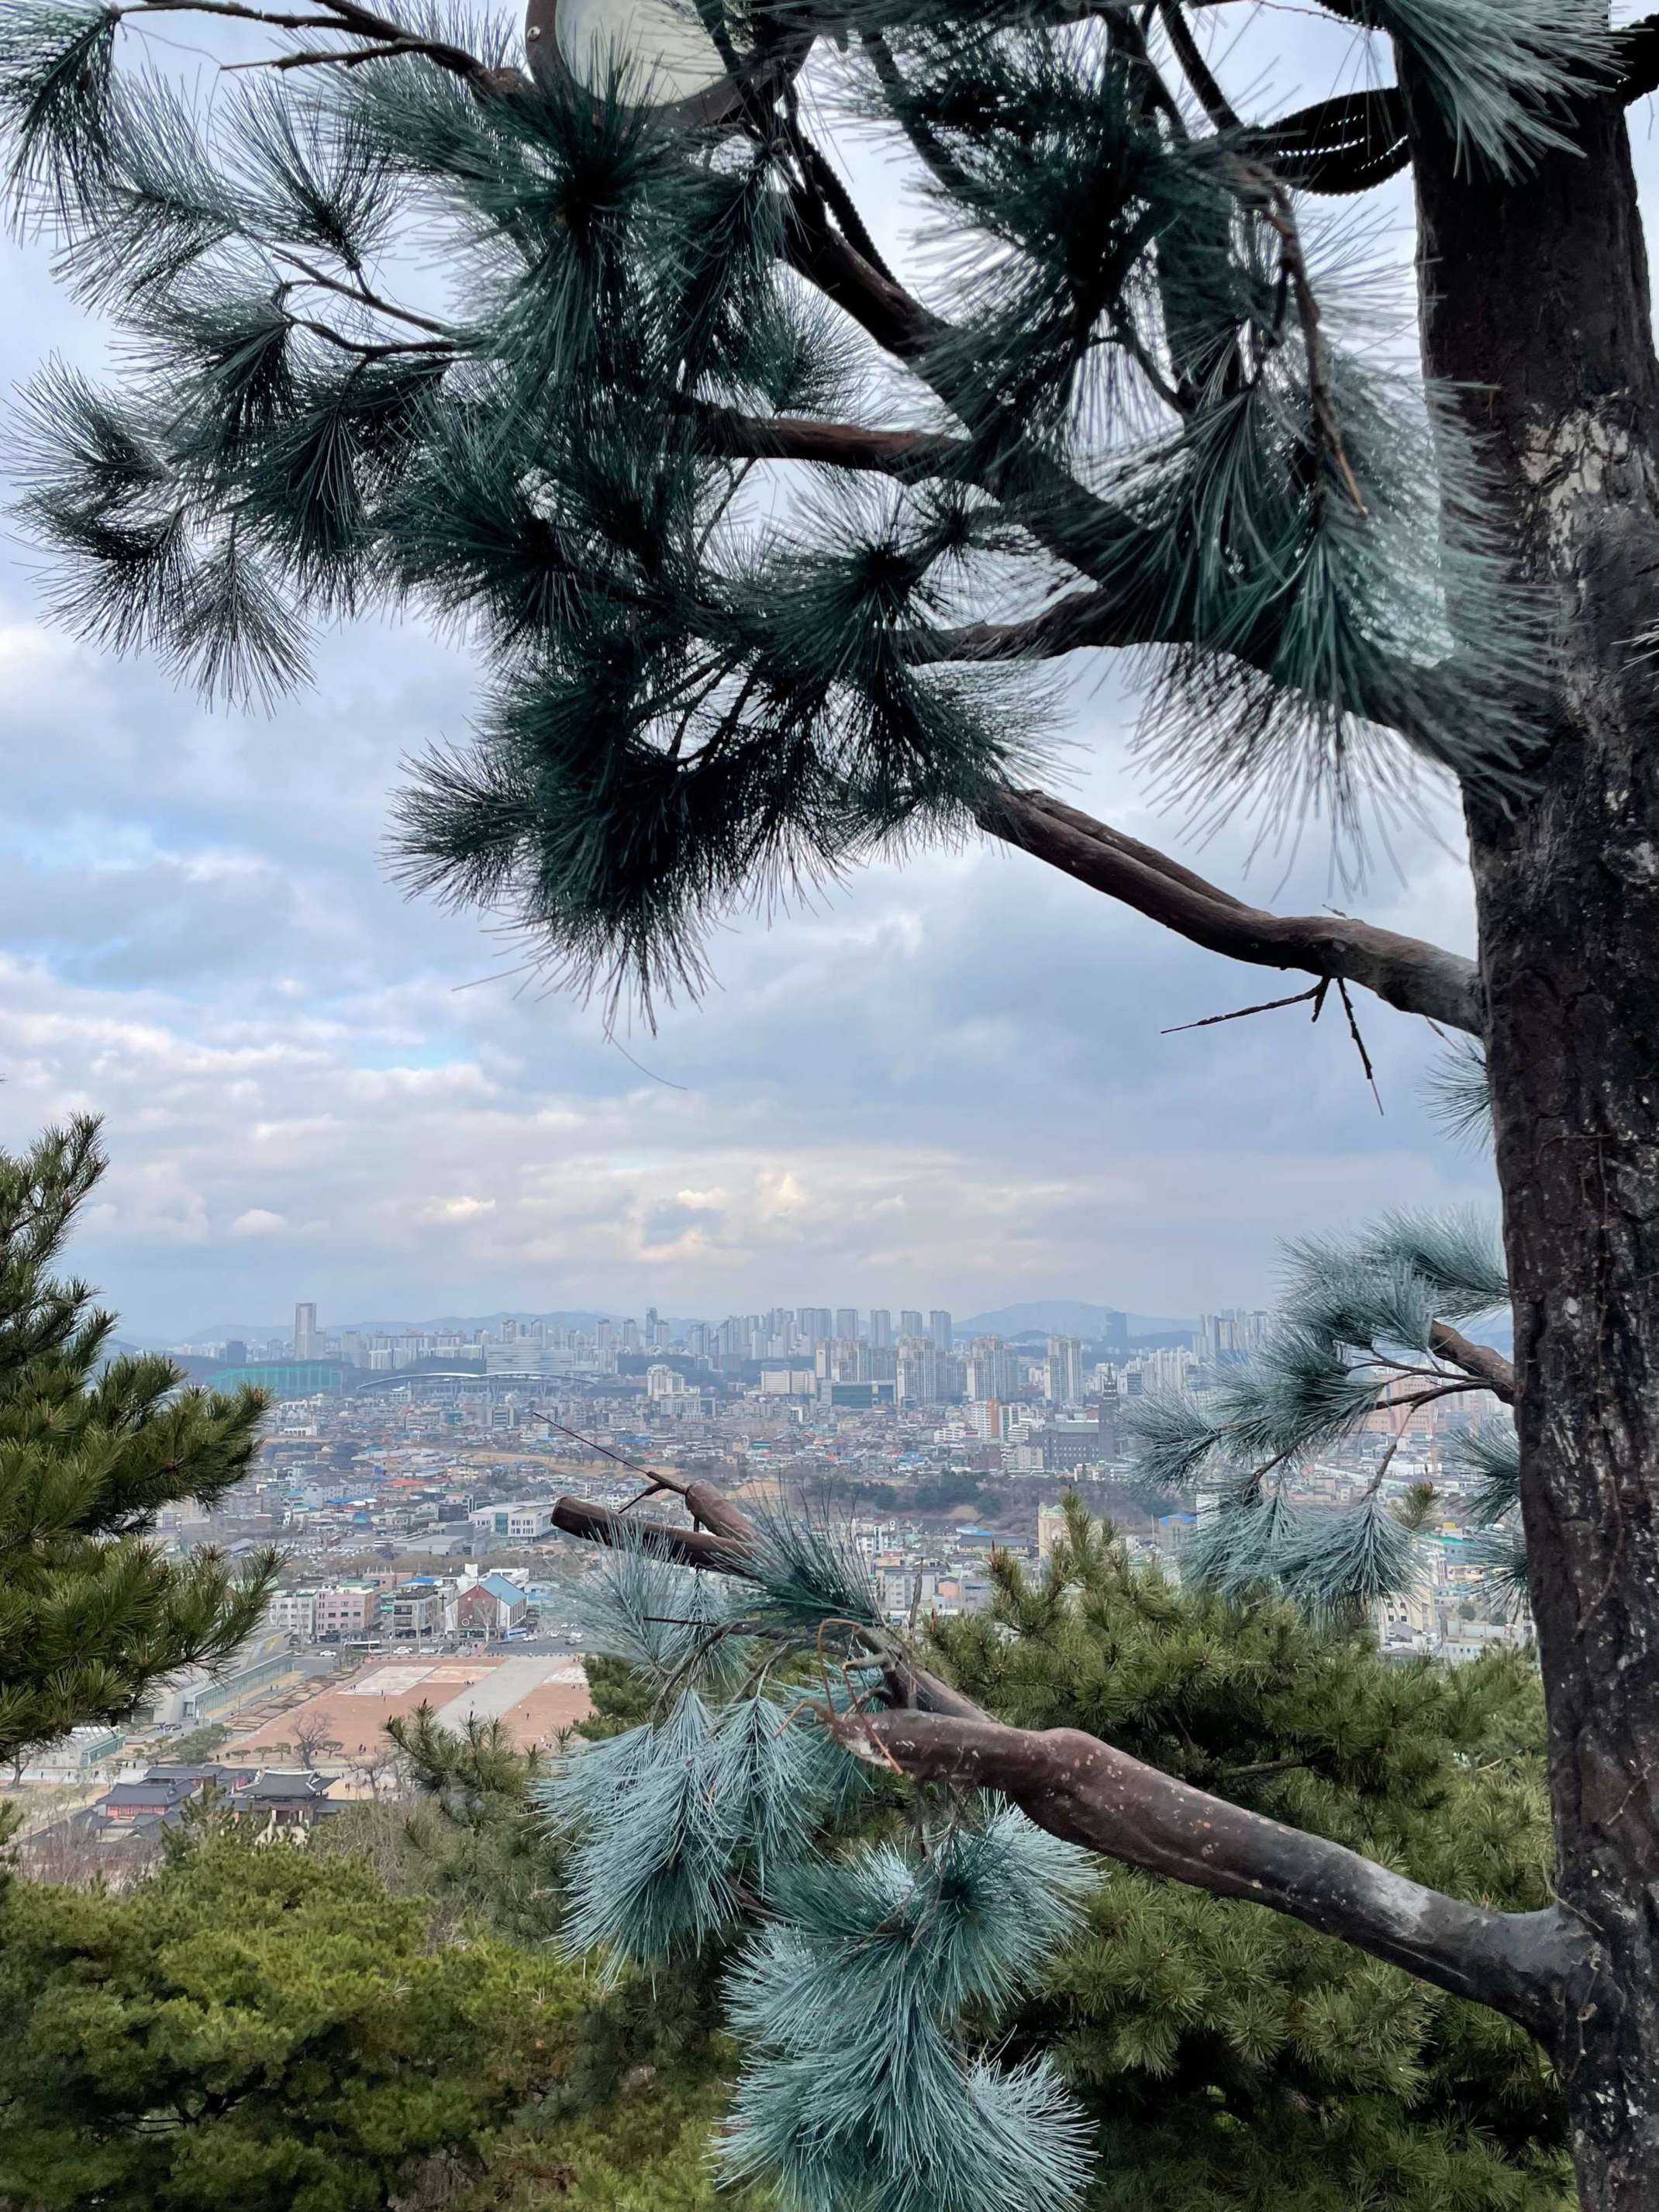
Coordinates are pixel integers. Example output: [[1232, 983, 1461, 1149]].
[[533, 1518, 1094, 2212], [1126, 1210, 1523, 1620], [0, 0, 1602, 1004]]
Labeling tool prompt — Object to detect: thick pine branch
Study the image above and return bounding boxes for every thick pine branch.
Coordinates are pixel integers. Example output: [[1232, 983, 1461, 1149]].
[[838, 1707, 1577, 2045], [550, 1495, 747, 1569], [550, 1484, 1578, 2044], [1240, 87, 1411, 194], [978, 787, 1485, 1035], [1429, 1320, 1516, 1401], [900, 584, 1170, 661]]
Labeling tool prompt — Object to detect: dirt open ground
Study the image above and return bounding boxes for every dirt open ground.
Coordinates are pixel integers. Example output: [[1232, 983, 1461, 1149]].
[[226, 1653, 591, 1759]]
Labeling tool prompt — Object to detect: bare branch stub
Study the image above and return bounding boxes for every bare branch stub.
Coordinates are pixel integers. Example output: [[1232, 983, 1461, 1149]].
[[1336, 978, 1385, 1113], [1162, 983, 1324, 1034]]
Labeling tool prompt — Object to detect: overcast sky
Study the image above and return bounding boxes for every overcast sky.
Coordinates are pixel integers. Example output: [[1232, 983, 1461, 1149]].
[[4, 5, 1616, 1341]]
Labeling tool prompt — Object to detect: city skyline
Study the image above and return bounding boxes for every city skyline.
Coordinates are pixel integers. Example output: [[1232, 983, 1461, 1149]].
[[170, 1292, 1271, 1430], [157, 1292, 1232, 1358]]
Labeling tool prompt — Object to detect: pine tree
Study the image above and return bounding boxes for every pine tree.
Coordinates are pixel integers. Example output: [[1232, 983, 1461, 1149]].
[[6, 5, 1659, 2205], [0, 1824, 576, 2212], [0, 1117, 277, 1778]]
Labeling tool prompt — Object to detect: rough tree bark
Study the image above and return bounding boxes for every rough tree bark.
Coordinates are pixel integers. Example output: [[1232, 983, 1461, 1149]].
[[1409, 68, 1659, 2212]]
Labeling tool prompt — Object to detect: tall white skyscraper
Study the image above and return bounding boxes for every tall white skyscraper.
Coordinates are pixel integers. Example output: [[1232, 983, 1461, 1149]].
[[835, 1307, 859, 1342], [293, 1301, 319, 1358], [869, 1309, 893, 1349], [899, 1308, 924, 1338], [928, 1309, 953, 1351]]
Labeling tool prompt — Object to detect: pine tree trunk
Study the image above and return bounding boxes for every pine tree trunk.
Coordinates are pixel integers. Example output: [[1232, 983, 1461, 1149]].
[[1409, 80, 1659, 2212]]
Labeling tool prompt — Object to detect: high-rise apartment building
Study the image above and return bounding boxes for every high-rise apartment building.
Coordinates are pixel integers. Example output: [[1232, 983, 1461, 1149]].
[[835, 1307, 859, 1342], [928, 1309, 953, 1351], [898, 1308, 924, 1339], [293, 1302, 319, 1359], [1199, 1310, 1270, 1369], [897, 1336, 944, 1405], [817, 1338, 868, 1383], [1097, 1372, 1122, 1460], [869, 1309, 893, 1350], [966, 1334, 1019, 1403], [1044, 1334, 1083, 1405]]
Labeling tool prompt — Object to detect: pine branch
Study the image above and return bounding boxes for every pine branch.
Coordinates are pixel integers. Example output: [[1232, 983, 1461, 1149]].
[[836, 1706, 1579, 2044], [695, 405, 968, 479], [898, 584, 1112, 662], [780, 198, 939, 364], [776, 202, 1186, 561], [859, 26, 967, 196], [1240, 86, 1412, 194], [550, 1480, 1581, 2046], [273, 257, 452, 339], [116, 0, 506, 89], [550, 1495, 748, 1573], [1618, 14, 1659, 103], [771, 231, 1454, 762], [976, 786, 1485, 1036], [1428, 1320, 1516, 1403], [1157, 0, 1241, 133]]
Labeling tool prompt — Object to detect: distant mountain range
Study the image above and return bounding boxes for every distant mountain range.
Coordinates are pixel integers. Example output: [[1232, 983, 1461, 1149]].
[[954, 1301, 1195, 1341]]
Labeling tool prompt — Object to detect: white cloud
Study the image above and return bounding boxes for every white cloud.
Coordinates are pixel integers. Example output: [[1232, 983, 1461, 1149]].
[[418, 1196, 498, 1223], [231, 1209, 288, 1237]]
